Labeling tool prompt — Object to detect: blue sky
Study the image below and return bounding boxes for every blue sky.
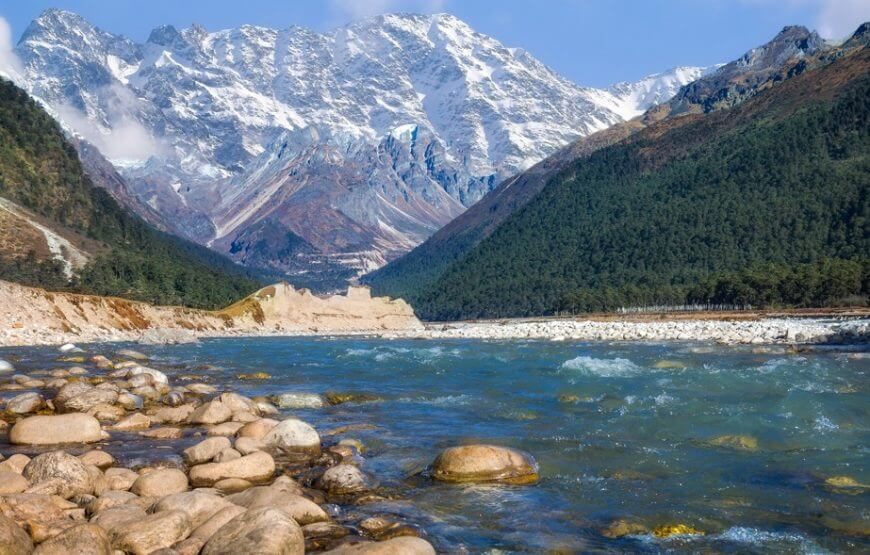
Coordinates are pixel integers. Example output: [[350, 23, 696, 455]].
[[1, 0, 867, 87]]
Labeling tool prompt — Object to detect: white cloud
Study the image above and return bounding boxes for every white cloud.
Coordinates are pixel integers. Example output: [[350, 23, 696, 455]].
[[328, 0, 449, 21], [0, 16, 23, 80], [55, 84, 166, 164], [815, 0, 868, 39]]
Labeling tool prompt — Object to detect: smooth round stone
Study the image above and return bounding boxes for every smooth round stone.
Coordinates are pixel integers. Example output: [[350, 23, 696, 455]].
[[431, 445, 539, 484], [5, 392, 44, 414], [317, 464, 376, 495], [274, 393, 325, 409], [200, 506, 304, 555], [131, 468, 189, 497], [23, 451, 95, 498], [0, 471, 29, 494], [79, 450, 115, 470], [9, 414, 102, 445], [188, 451, 275, 487], [183, 436, 232, 465], [150, 491, 236, 529], [111, 509, 192, 555], [262, 418, 321, 454], [0, 359, 13, 373]]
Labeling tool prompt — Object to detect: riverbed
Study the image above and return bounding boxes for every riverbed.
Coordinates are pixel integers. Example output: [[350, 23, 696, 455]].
[[2, 337, 868, 552]]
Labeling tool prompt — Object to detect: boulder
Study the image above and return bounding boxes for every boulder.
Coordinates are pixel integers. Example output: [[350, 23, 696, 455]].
[[127, 366, 168, 385], [431, 445, 539, 484], [213, 449, 242, 463], [33, 523, 111, 555], [149, 491, 237, 529], [206, 422, 245, 436], [104, 468, 139, 491], [234, 437, 265, 455], [86, 403, 126, 421], [62, 389, 119, 413], [79, 450, 114, 470], [190, 505, 246, 541], [52, 382, 94, 409], [262, 418, 321, 454], [322, 537, 436, 554], [0, 513, 33, 555], [117, 349, 149, 361], [0, 471, 29, 494], [189, 451, 275, 487], [0, 493, 68, 526], [110, 413, 151, 431], [189, 400, 232, 425], [87, 490, 139, 515], [131, 468, 188, 497], [201, 507, 304, 555], [218, 392, 258, 415], [317, 464, 376, 496], [183, 437, 232, 465], [237, 418, 279, 440], [110, 509, 191, 555], [228, 486, 327, 525], [23, 451, 95, 498], [6, 392, 45, 414], [10, 414, 102, 445], [116, 392, 143, 411], [90, 505, 146, 535]]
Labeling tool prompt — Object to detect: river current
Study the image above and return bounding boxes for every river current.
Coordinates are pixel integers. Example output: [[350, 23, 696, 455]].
[[2, 337, 867, 553]]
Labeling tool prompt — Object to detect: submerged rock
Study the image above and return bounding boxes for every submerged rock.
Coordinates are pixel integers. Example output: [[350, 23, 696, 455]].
[[431, 444, 539, 484], [705, 435, 759, 451], [651, 523, 704, 537], [600, 519, 649, 538], [325, 392, 383, 405], [274, 393, 325, 409]]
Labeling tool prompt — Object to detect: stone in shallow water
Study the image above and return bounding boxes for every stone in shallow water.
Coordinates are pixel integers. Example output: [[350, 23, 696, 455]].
[[188, 451, 275, 487], [600, 519, 648, 538], [704, 435, 759, 451], [190, 400, 233, 425], [262, 418, 321, 454], [6, 392, 44, 414], [651, 523, 704, 537], [183, 436, 232, 465], [79, 450, 114, 470], [274, 392, 325, 409], [317, 464, 376, 496], [431, 444, 539, 484], [150, 491, 236, 530]]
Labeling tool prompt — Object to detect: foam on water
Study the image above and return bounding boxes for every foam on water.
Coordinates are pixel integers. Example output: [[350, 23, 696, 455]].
[[717, 527, 823, 552], [561, 355, 641, 377]]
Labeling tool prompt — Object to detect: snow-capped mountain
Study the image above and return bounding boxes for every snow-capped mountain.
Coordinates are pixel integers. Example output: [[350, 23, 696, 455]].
[[12, 9, 710, 284]]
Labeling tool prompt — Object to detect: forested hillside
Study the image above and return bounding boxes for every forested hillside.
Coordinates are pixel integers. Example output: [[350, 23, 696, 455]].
[[399, 46, 870, 320], [0, 78, 260, 308]]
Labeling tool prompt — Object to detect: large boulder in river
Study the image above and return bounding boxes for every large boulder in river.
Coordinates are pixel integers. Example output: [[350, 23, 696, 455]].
[[23, 451, 95, 498], [201, 506, 304, 555], [262, 418, 321, 454], [189, 451, 275, 487], [431, 445, 539, 484], [10, 414, 102, 445]]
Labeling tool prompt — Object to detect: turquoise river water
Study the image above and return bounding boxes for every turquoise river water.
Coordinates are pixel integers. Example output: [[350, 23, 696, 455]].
[[1, 337, 868, 553]]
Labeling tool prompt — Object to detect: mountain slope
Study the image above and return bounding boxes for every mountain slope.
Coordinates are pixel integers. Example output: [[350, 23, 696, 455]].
[[0, 77, 260, 308], [13, 9, 708, 284], [364, 25, 834, 304], [376, 28, 869, 320]]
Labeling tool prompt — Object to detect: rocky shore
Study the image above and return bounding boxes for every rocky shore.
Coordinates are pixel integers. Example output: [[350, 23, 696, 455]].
[[0, 346, 539, 554], [397, 316, 870, 344]]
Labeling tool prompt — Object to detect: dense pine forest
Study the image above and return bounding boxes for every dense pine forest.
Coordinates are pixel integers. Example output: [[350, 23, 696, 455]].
[[392, 56, 869, 320], [0, 78, 260, 309]]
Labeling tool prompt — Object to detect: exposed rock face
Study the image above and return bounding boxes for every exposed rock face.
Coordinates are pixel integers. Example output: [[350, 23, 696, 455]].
[[0, 280, 422, 347], [431, 445, 539, 484], [9, 414, 102, 445]]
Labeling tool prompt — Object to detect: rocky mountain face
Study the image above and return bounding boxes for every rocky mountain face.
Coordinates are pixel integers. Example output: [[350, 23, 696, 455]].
[[13, 9, 708, 287], [364, 25, 844, 306]]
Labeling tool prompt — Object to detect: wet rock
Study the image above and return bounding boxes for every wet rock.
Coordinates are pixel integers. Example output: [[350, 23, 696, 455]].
[[234, 437, 265, 455], [274, 393, 325, 409], [131, 468, 188, 497], [262, 418, 321, 454], [237, 418, 279, 440], [62, 389, 119, 413], [183, 437, 232, 465], [0, 471, 29, 494], [150, 491, 236, 529], [652, 360, 686, 369], [325, 392, 382, 406], [190, 400, 233, 425], [0, 513, 33, 555], [323, 537, 436, 554], [91, 356, 113, 369], [652, 523, 704, 537], [304, 521, 350, 551], [111, 413, 151, 431], [0, 359, 13, 373], [705, 435, 759, 451], [228, 486, 327, 525], [358, 517, 421, 541], [237, 372, 271, 380], [0, 454, 31, 474], [206, 422, 245, 436], [219, 392, 259, 415], [52, 382, 94, 409], [79, 450, 114, 470], [127, 366, 168, 385], [116, 392, 143, 411], [600, 519, 648, 538], [190, 505, 247, 541], [187, 384, 217, 395], [823, 475, 869, 493], [117, 349, 148, 361], [23, 451, 95, 498], [33, 523, 111, 555], [431, 445, 539, 484], [6, 392, 45, 414], [200, 506, 304, 555], [213, 478, 251, 493], [110, 509, 191, 555], [140, 427, 184, 439], [150, 404, 195, 424], [163, 391, 186, 407], [104, 468, 139, 491], [189, 451, 275, 487], [318, 464, 376, 496]]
